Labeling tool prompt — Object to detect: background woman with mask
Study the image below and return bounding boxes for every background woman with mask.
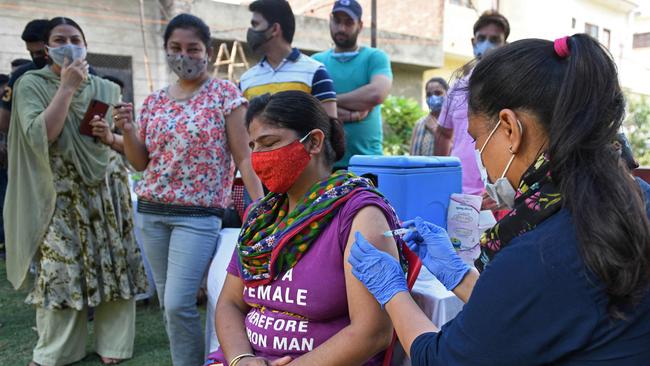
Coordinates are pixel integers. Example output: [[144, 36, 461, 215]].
[[114, 13, 263, 366], [410, 77, 449, 156], [348, 34, 650, 365], [5, 17, 147, 366], [208, 91, 405, 366]]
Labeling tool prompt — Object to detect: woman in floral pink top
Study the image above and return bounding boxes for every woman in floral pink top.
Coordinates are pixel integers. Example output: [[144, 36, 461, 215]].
[[114, 14, 263, 366]]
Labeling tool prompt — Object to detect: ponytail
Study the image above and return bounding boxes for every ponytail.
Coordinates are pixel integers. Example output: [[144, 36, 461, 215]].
[[549, 35, 650, 317], [468, 34, 650, 318]]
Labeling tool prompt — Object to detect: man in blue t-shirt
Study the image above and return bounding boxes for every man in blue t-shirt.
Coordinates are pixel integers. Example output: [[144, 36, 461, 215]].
[[313, 0, 393, 169]]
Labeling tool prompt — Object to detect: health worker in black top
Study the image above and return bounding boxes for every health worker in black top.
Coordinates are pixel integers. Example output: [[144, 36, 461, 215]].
[[349, 34, 650, 365]]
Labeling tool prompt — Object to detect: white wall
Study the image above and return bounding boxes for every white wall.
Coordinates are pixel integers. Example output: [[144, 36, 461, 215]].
[[496, 0, 647, 96], [625, 12, 650, 96], [443, 0, 494, 58]]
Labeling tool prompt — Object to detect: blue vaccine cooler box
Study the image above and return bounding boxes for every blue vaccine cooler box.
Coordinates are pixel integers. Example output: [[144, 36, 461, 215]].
[[349, 155, 462, 228]]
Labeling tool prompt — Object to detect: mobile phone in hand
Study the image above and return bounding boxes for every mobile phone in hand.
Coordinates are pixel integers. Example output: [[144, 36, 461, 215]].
[[79, 99, 110, 137]]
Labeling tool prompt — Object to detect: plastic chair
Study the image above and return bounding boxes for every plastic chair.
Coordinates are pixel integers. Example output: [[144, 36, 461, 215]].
[[382, 245, 422, 366]]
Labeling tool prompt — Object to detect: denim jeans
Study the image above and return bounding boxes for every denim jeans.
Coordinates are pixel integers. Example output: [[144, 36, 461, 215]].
[[135, 212, 221, 366]]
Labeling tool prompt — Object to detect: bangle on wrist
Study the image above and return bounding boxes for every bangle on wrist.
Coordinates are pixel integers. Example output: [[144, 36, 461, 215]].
[[229, 353, 255, 366]]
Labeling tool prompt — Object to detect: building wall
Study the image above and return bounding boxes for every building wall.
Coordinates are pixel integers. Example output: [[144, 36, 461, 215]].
[[501, 0, 646, 96], [210, 41, 428, 102], [0, 0, 169, 107], [195, 0, 443, 101], [627, 12, 650, 96], [205, 0, 445, 101], [195, 0, 443, 68], [442, 0, 634, 59], [0, 0, 444, 107], [429, 0, 649, 98], [289, 0, 445, 41], [390, 65, 426, 103], [442, 0, 492, 60], [501, 0, 633, 54]]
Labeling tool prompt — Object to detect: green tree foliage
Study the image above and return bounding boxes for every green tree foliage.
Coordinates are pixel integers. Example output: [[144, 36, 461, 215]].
[[624, 97, 650, 166], [381, 95, 427, 155]]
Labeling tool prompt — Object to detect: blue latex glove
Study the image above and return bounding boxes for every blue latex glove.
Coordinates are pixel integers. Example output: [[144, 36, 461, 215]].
[[402, 217, 470, 291], [348, 232, 408, 307]]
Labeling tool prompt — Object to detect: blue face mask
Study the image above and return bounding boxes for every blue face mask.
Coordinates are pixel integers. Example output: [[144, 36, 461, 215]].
[[427, 95, 444, 112], [46, 44, 86, 66], [473, 40, 497, 58], [331, 50, 360, 63]]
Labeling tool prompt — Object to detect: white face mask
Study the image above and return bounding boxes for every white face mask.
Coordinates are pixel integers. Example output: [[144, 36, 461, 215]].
[[474, 119, 522, 209]]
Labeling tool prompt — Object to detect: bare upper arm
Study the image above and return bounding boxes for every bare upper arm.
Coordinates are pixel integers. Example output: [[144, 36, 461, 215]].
[[216, 273, 250, 314], [321, 100, 338, 119], [437, 125, 454, 138], [343, 205, 398, 332], [224, 105, 250, 165]]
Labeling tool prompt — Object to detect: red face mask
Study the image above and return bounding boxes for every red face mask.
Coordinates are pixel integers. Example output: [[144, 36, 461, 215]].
[[251, 133, 312, 193]]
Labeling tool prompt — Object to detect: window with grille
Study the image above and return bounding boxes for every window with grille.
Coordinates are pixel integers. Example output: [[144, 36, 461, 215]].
[[633, 32, 650, 49], [585, 23, 599, 39], [86, 53, 134, 104]]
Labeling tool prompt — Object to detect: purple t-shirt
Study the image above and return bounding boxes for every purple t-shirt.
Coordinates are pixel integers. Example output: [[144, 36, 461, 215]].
[[439, 76, 484, 195], [209, 191, 399, 365]]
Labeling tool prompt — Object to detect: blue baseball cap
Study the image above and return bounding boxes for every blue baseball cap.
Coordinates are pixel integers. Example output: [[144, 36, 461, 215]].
[[332, 0, 362, 21]]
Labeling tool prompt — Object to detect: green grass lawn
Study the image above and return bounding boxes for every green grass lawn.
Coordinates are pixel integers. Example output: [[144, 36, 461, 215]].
[[0, 259, 206, 365]]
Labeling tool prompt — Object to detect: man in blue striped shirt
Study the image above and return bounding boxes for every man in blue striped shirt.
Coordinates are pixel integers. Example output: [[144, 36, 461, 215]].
[[241, 0, 337, 118]]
